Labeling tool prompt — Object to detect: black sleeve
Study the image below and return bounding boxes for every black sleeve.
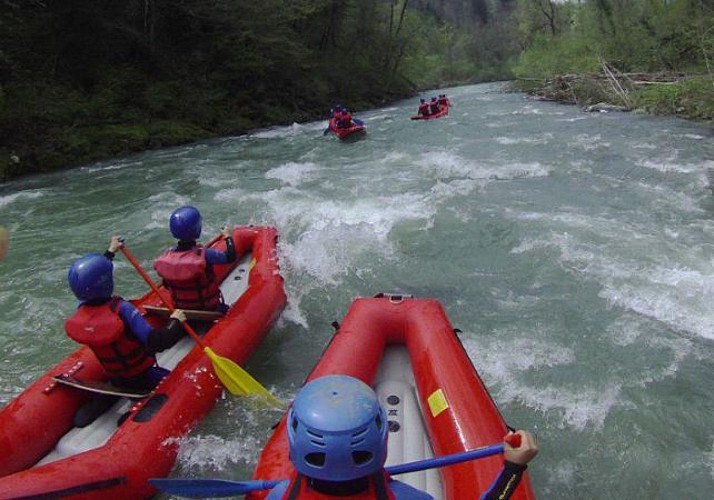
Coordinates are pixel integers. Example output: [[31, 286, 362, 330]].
[[145, 318, 185, 352], [480, 461, 528, 500], [223, 236, 236, 263], [103, 250, 115, 261]]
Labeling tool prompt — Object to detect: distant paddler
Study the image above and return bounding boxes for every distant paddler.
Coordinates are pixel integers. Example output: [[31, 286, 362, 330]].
[[0, 225, 8, 260]]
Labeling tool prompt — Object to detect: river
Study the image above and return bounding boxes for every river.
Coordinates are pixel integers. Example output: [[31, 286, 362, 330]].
[[1, 82, 713, 498]]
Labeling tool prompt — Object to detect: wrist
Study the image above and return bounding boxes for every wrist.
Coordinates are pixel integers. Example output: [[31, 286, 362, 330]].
[[504, 460, 528, 473]]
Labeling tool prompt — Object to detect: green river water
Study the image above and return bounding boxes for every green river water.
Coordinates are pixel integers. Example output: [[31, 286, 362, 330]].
[[1, 82, 714, 498]]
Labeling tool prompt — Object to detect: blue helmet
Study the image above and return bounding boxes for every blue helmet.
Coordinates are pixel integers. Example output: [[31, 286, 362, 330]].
[[169, 206, 202, 241], [68, 253, 114, 301], [287, 375, 388, 481]]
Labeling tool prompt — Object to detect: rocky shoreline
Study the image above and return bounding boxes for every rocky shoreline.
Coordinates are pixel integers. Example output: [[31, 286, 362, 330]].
[[511, 69, 713, 123]]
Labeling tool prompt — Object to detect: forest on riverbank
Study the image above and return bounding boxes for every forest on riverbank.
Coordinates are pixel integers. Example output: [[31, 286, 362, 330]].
[[2, 1, 713, 182], [0, 0, 519, 180], [511, 0, 714, 121]]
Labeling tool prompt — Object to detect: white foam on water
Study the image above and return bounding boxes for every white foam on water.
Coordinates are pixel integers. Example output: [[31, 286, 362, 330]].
[[600, 265, 714, 341], [265, 191, 433, 286], [366, 110, 395, 121], [377, 151, 410, 164], [510, 207, 714, 342], [229, 183, 438, 322], [548, 460, 577, 487], [630, 180, 708, 213], [469, 336, 576, 379], [0, 190, 45, 208], [265, 162, 321, 187], [511, 105, 542, 115], [484, 121, 518, 128], [571, 133, 611, 150], [495, 133, 553, 145], [604, 315, 646, 346], [83, 161, 135, 174], [175, 433, 263, 471], [250, 122, 315, 139], [416, 151, 550, 182], [556, 116, 588, 123], [464, 336, 619, 430], [635, 157, 707, 175]]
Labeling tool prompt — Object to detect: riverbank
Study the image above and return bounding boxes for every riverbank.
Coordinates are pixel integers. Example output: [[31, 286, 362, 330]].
[[0, 94, 402, 184], [510, 69, 714, 124]]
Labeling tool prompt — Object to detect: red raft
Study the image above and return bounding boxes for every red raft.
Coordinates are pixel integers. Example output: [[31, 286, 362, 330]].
[[248, 294, 535, 500], [411, 103, 450, 120], [0, 226, 287, 499], [328, 117, 366, 140]]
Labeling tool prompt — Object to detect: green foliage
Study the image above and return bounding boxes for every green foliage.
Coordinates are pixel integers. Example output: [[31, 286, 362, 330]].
[[515, 0, 714, 76], [513, 0, 714, 122], [633, 77, 714, 120], [512, 33, 600, 79]]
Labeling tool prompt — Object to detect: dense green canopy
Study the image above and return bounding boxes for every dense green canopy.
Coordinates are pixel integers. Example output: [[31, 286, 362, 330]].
[[0, 0, 520, 179]]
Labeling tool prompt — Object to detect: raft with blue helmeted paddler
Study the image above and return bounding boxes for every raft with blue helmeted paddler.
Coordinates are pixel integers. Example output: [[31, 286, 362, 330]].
[[246, 293, 535, 500], [0, 226, 286, 499], [328, 117, 366, 140]]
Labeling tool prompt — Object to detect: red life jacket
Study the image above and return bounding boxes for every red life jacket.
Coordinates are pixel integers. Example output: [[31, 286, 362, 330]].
[[65, 297, 156, 378], [153, 246, 222, 310], [418, 103, 430, 115], [281, 472, 396, 500]]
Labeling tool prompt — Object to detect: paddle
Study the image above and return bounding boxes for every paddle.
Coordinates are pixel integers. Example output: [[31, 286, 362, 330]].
[[353, 118, 364, 126], [149, 478, 281, 497], [119, 244, 284, 408], [150, 437, 519, 497]]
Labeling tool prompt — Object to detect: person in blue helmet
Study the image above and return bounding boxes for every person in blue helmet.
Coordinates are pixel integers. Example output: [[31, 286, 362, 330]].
[[153, 206, 236, 313], [266, 375, 538, 500], [65, 237, 187, 427]]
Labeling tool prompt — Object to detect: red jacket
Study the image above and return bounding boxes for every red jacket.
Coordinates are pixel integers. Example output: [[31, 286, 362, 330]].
[[65, 297, 156, 378], [154, 246, 222, 310]]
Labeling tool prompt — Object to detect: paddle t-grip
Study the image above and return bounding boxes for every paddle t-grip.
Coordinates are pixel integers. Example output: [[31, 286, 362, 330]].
[[505, 433, 522, 448]]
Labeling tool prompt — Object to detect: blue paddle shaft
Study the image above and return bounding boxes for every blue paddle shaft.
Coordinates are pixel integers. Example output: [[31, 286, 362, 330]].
[[149, 444, 505, 497], [386, 443, 505, 475], [148, 478, 280, 497]]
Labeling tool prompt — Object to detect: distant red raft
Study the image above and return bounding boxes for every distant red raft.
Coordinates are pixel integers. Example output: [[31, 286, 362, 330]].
[[411, 103, 450, 120], [248, 293, 535, 500], [328, 117, 366, 140], [0, 226, 287, 499]]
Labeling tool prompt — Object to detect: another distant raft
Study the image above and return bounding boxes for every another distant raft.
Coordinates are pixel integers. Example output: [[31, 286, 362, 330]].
[[328, 117, 366, 140], [0, 226, 287, 499], [247, 293, 535, 500], [411, 103, 450, 120]]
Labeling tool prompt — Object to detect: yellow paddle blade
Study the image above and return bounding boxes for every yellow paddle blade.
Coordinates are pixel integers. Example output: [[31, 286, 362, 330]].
[[203, 347, 285, 409]]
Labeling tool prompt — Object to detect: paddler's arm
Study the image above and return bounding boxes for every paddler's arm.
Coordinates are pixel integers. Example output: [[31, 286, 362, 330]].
[[104, 235, 124, 260], [205, 226, 236, 264], [119, 301, 187, 352], [480, 430, 538, 500]]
